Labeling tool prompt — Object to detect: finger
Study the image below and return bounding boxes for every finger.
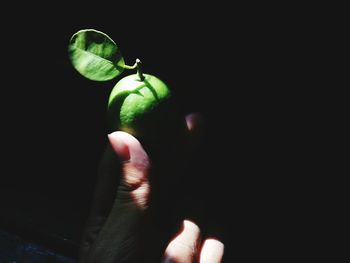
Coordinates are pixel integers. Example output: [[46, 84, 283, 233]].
[[199, 239, 224, 263], [107, 131, 151, 208], [185, 112, 204, 134], [79, 142, 121, 260], [184, 112, 205, 155], [81, 132, 151, 262], [162, 220, 201, 263]]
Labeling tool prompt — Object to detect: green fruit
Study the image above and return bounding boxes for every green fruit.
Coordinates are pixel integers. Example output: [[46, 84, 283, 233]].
[[67, 29, 187, 148], [107, 73, 181, 141]]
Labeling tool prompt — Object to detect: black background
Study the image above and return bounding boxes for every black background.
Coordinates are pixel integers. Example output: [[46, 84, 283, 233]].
[[0, 3, 306, 262]]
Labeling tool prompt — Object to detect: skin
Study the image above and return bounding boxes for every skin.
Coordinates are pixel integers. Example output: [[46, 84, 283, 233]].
[[78, 113, 224, 263]]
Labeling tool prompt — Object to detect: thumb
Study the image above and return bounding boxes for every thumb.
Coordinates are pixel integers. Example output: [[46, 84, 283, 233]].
[[108, 131, 151, 208], [83, 132, 151, 262]]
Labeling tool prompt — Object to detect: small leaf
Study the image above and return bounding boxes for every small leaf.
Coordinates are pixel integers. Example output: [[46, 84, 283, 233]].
[[68, 29, 125, 81]]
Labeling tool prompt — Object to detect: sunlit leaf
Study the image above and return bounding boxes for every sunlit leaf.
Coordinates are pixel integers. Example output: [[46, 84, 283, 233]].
[[68, 29, 124, 81]]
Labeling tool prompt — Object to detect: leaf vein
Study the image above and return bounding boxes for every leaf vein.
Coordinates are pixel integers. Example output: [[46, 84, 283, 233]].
[[74, 47, 117, 66]]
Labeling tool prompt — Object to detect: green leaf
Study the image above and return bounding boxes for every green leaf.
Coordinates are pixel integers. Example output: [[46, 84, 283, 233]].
[[68, 29, 125, 81]]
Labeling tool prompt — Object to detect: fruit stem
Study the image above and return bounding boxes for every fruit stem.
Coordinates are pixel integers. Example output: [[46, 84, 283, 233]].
[[122, 59, 144, 81], [123, 62, 137, 69], [136, 58, 145, 81]]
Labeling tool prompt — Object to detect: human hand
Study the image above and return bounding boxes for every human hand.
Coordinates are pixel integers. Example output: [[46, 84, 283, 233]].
[[78, 113, 224, 263]]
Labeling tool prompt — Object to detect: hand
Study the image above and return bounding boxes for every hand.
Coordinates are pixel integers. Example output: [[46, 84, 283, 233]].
[[78, 113, 224, 263]]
